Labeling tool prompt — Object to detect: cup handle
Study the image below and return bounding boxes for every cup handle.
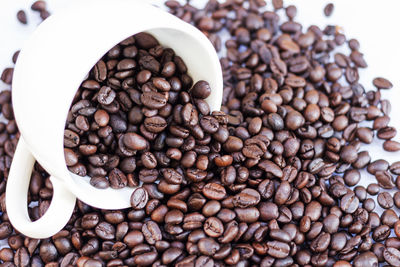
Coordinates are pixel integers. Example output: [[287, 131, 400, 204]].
[[6, 137, 76, 239]]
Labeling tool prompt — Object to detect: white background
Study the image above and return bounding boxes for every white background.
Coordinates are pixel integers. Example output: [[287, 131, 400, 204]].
[[0, 0, 400, 232]]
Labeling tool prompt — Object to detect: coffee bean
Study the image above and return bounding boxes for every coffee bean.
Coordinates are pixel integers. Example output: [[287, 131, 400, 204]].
[[353, 251, 378, 267], [144, 116, 167, 133], [235, 207, 260, 223], [16, 10, 27, 24], [267, 241, 290, 259], [190, 80, 211, 99], [373, 77, 393, 89], [375, 170, 395, 189], [202, 183, 226, 200], [130, 187, 148, 209], [124, 230, 144, 248], [123, 132, 148, 151], [373, 225, 391, 241], [95, 222, 115, 240], [259, 202, 279, 221], [274, 181, 291, 206], [142, 221, 162, 245], [384, 247, 400, 266], [135, 32, 159, 49], [340, 146, 358, 164], [377, 192, 394, 209], [140, 91, 167, 109], [108, 168, 127, 189], [203, 217, 224, 237], [377, 126, 397, 140], [343, 169, 360, 186], [3, 2, 400, 266], [14, 247, 30, 267], [383, 140, 400, 152], [64, 129, 80, 148]]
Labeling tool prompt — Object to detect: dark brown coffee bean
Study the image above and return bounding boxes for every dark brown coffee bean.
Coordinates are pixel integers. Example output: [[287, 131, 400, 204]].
[[14, 247, 30, 267], [95, 221, 115, 240], [190, 80, 211, 99], [375, 170, 395, 189], [135, 32, 159, 49], [384, 247, 400, 266], [377, 127, 397, 140], [31, 0, 46, 11], [233, 188, 260, 208], [266, 241, 290, 259], [340, 193, 359, 214], [141, 91, 167, 109], [161, 168, 183, 184], [16, 10, 27, 24], [353, 251, 378, 267], [108, 168, 127, 189], [144, 116, 167, 133], [323, 3, 334, 17], [377, 192, 394, 209], [130, 187, 148, 210], [64, 129, 80, 148], [123, 132, 148, 151], [123, 230, 144, 248], [142, 221, 162, 245], [92, 59, 107, 82], [235, 207, 260, 223], [373, 77, 393, 89], [203, 217, 224, 237], [89, 176, 109, 189], [202, 183, 226, 200], [274, 181, 291, 206], [139, 55, 160, 73], [340, 146, 358, 164], [343, 169, 360, 186]]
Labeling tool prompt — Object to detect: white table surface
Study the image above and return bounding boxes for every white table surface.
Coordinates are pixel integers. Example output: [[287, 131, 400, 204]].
[[0, 0, 400, 242]]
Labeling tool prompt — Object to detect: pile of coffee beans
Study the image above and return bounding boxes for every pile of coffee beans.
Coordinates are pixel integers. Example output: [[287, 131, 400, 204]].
[[0, 0, 399, 266], [63, 31, 228, 205]]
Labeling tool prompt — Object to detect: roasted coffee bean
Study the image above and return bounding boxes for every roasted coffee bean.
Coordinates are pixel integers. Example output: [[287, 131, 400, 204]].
[[373, 77, 393, 89], [377, 192, 394, 209], [130, 187, 148, 209], [267, 241, 290, 259], [142, 221, 162, 245], [324, 3, 334, 17], [383, 140, 400, 152], [202, 183, 226, 200], [353, 251, 378, 267], [340, 193, 359, 214], [2, 2, 399, 266], [203, 217, 224, 237], [17, 10, 27, 24], [123, 132, 148, 151], [383, 247, 400, 266], [108, 168, 127, 189], [190, 80, 211, 99], [95, 222, 115, 240], [89, 176, 109, 189]]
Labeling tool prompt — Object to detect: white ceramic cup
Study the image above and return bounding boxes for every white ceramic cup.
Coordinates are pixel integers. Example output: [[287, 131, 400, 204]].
[[6, 0, 223, 239]]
